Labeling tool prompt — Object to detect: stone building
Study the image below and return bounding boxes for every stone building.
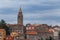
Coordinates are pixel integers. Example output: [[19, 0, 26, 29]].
[[7, 8, 24, 40]]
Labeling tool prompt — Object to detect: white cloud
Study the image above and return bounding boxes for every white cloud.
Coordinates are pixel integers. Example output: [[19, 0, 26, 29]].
[[24, 18, 60, 26], [24, 9, 60, 19], [23, 9, 60, 25], [0, 0, 60, 26], [0, 13, 17, 24], [0, 0, 60, 9]]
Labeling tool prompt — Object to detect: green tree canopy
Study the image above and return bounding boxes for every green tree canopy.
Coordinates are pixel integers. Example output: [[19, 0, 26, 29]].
[[49, 36, 54, 40], [58, 31, 60, 39], [0, 19, 10, 35], [40, 37, 44, 40]]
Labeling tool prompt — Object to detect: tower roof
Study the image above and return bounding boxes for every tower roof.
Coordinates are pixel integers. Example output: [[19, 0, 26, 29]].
[[19, 8, 22, 12]]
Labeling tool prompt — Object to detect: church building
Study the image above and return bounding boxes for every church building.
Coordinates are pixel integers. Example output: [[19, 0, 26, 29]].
[[7, 8, 24, 40]]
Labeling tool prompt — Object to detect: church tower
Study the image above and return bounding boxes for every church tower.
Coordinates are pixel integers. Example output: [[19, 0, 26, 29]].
[[18, 8, 23, 25], [17, 8, 24, 39]]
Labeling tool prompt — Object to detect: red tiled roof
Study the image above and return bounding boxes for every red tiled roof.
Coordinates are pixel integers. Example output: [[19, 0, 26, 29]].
[[37, 29, 54, 33], [6, 35, 14, 40], [26, 31, 37, 35], [6, 24, 23, 27]]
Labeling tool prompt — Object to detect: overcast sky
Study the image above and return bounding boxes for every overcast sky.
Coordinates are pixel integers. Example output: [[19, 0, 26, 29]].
[[0, 0, 60, 25]]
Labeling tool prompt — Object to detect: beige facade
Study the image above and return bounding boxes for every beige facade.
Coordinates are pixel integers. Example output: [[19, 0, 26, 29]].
[[53, 26, 60, 40], [0, 29, 6, 40]]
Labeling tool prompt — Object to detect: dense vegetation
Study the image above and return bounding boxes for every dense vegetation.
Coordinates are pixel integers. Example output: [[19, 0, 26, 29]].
[[0, 19, 10, 35]]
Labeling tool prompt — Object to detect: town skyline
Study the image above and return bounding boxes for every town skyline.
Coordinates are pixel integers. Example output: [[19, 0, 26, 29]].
[[0, 0, 60, 26]]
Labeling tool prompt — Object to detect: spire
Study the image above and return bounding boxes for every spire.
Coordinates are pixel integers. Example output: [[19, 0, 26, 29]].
[[19, 8, 22, 12], [18, 7, 23, 25], [18, 7, 23, 15]]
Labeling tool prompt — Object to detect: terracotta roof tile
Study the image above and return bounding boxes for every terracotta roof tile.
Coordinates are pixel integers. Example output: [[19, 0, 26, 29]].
[[26, 31, 37, 35], [7, 24, 23, 27]]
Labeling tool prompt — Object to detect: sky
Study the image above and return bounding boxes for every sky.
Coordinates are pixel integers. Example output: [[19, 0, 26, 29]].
[[0, 0, 60, 26]]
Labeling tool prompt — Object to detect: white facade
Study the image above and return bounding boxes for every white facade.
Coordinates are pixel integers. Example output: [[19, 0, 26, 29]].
[[53, 27, 60, 40]]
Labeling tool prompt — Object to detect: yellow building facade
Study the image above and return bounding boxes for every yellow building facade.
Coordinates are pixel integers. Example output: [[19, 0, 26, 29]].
[[0, 29, 6, 40]]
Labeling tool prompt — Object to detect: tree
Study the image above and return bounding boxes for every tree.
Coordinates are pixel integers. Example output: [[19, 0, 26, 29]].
[[40, 37, 44, 40], [46, 38, 49, 40], [0, 19, 10, 35], [49, 36, 54, 40], [58, 31, 60, 39]]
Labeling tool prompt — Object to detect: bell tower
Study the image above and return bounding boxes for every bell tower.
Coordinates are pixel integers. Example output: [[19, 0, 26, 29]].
[[17, 8, 24, 39], [18, 8, 23, 25]]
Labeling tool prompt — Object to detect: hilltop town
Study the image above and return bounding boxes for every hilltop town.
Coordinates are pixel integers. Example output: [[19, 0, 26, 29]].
[[0, 8, 60, 40]]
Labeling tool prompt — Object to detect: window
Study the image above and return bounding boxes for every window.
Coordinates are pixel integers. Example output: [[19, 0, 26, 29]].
[[29, 27, 31, 30], [26, 27, 29, 30], [32, 27, 34, 30]]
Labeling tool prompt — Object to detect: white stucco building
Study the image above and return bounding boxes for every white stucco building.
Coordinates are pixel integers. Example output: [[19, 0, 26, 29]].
[[53, 26, 60, 40]]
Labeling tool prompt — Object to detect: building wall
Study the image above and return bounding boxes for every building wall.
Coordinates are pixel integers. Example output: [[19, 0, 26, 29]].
[[0, 29, 6, 40], [26, 24, 54, 40], [53, 27, 60, 40], [7, 8, 24, 40], [27, 35, 37, 40], [9, 25, 24, 40]]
